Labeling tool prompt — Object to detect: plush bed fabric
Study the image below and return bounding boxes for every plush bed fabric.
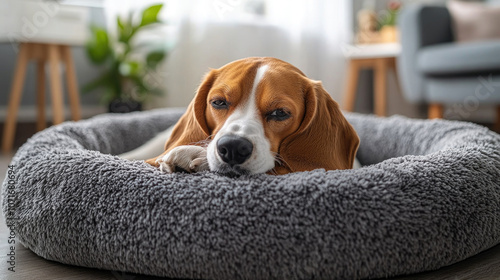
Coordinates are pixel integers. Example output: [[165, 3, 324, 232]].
[[2, 108, 500, 279]]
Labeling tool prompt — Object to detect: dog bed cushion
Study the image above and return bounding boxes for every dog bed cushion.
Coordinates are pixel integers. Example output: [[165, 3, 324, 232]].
[[2, 108, 500, 279]]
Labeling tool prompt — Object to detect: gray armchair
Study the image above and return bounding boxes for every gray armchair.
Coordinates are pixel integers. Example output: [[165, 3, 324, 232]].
[[398, 4, 500, 129]]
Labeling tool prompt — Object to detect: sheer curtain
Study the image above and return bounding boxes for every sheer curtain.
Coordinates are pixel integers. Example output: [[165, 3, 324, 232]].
[[103, 0, 352, 108], [265, 0, 352, 101]]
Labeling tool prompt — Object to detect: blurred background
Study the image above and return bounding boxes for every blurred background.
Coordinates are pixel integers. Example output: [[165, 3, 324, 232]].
[[1, 0, 499, 152]]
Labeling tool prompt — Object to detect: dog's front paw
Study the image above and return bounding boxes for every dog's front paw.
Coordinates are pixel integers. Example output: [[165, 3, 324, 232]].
[[156, 145, 209, 173]]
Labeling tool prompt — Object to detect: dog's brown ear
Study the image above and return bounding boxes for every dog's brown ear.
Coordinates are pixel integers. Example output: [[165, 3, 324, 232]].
[[145, 70, 218, 166], [276, 80, 359, 173]]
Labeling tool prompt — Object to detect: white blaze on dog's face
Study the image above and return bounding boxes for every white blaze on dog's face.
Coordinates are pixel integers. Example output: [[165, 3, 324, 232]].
[[206, 65, 275, 175]]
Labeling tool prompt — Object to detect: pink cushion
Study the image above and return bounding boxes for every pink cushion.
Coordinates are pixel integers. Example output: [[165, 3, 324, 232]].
[[448, 0, 500, 42]]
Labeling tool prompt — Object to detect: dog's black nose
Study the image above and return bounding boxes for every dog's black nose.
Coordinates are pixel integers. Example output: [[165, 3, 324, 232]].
[[217, 135, 253, 165]]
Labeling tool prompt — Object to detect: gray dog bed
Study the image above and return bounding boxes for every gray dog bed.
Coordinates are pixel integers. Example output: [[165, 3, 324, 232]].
[[2, 108, 500, 279]]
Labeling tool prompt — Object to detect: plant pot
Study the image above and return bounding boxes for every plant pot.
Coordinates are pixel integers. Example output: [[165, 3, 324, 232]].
[[108, 100, 142, 113], [380, 25, 398, 43]]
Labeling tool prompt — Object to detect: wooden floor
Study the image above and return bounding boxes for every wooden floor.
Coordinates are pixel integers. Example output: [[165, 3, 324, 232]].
[[1, 152, 500, 279]]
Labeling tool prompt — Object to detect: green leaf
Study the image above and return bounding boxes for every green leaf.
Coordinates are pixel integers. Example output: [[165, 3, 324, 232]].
[[119, 61, 141, 76], [117, 16, 127, 42], [117, 16, 125, 35], [85, 25, 111, 64], [146, 51, 166, 69], [118, 13, 136, 43], [140, 4, 163, 27], [130, 74, 149, 91]]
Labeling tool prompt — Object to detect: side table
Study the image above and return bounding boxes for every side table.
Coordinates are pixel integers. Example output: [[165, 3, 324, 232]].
[[2, 42, 81, 153], [342, 43, 401, 116]]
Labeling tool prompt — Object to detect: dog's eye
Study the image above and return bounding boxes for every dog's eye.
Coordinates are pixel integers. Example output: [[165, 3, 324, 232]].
[[267, 109, 290, 121], [211, 99, 228, 109]]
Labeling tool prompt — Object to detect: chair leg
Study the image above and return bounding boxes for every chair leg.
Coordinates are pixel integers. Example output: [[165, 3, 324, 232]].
[[389, 57, 403, 97], [428, 103, 444, 119], [36, 60, 47, 131], [2, 43, 30, 154], [61, 45, 81, 121], [47, 44, 65, 125], [374, 58, 388, 116], [494, 106, 500, 132]]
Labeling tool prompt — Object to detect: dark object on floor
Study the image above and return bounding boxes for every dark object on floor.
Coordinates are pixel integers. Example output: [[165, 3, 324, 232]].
[[108, 99, 142, 113], [2, 108, 500, 279]]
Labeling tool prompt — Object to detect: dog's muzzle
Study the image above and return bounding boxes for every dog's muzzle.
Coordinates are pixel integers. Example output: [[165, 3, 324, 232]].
[[216, 135, 253, 166]]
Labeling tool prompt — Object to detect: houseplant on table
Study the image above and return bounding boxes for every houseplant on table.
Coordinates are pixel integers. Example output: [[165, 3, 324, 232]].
[[84, 4, 167, 113], [378, 0, 401, 43]]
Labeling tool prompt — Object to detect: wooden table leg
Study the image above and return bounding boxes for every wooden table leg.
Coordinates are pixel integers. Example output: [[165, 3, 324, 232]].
[[374, 58, 388, 116], [47, 44, 65, 125], [494, 105, 500, 132], [36, 60, 47, 131], [2, 43, 30, 154], [343, 60, 360, 112], [61, 45, 81, 121], [428, 103, 444, 119], [388, 57, 403, 95]]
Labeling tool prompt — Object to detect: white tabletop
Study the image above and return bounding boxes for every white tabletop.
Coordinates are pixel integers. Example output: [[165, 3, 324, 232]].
[[0, 0, 89, 45], [342, 43, 401, 59]]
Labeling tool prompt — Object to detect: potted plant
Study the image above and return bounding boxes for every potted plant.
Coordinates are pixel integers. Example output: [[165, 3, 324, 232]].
[[84, 4, 167, 113], [378, 0, 401, 43]]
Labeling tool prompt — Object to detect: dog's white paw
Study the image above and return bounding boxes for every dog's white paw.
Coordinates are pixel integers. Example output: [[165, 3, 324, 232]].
[[156, 145, 209, 173]]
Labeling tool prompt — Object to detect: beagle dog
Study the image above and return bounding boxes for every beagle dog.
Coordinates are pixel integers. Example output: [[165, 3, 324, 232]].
[[141, 57, 359, 176]]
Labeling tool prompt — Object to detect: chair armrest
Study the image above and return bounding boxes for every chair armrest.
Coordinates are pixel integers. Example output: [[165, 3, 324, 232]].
[[397, 5, 454, 103]]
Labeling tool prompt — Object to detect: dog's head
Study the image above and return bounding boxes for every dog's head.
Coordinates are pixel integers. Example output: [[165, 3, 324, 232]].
[[158, 57, 359, 175]]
